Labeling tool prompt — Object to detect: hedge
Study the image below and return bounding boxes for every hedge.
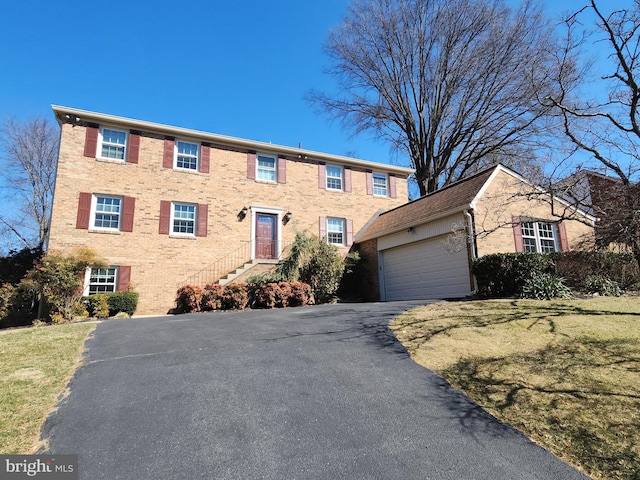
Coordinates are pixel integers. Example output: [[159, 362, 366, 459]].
[[176, 281, 313, 313], [472, 251, 639, 298], [83, 291, 139, 317]]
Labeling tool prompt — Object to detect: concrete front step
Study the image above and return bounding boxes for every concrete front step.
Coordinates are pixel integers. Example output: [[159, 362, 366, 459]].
[[219, 259, 279, 285]]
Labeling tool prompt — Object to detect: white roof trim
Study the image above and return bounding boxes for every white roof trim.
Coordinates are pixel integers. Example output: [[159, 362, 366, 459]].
[[471, 164, 596, 223], [51, 105, 415, 176]]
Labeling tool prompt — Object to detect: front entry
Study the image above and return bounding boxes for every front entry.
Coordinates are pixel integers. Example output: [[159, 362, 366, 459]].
[[255, 213, 277, 259]]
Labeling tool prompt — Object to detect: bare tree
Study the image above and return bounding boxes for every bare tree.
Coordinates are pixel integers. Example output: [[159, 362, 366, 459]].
[[0, 117, 59, 251], [309, 0, 561, 196], [545, 0, 640, 268]]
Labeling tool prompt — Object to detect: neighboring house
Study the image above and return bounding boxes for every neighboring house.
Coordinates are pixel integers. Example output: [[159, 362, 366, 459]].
[[354, 164, 596, 302], [556, 170, 634, 250], [47, 106, 413, 315]]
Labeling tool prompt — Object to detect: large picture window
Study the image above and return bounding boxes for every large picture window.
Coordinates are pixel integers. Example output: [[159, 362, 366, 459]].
[[522, 221, 558, 253]]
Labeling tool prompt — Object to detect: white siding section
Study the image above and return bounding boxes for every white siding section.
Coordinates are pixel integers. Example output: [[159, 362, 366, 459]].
[[377, 213, 465, 250], [380, 235, 471, 301]]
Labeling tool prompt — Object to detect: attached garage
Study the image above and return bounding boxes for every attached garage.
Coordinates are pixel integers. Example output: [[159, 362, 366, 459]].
[[380, 235, 472, 301]]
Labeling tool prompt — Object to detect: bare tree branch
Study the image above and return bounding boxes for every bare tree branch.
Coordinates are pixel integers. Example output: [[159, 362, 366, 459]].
[[545, 0, 640, 268], [309, 0, 562, 196], [0, 117, 59, 251]]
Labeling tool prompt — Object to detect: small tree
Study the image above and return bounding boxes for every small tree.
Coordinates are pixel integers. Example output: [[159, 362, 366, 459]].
[[21, 248, 106, 321], [277, 232, 346, 303]]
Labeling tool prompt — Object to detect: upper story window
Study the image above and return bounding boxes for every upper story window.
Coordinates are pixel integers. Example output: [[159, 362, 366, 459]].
[[327, 217, 345, 246], [172, 202, 197, 235], [256, 154, 276, 182], [522, 221, 558, 253], [326, 165, 343, 191], [372, 173, 388, 196], [100, 128, 127, 160], [175, 141, 199, 170], [92, 195, 121, 230]]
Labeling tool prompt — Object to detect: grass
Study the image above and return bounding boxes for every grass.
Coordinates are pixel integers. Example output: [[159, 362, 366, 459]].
[[390, 297, 640, 480], [0, 323, 95, 453]]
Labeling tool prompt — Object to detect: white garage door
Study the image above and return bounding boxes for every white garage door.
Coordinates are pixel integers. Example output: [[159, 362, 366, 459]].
[[381, 237, 471, 301]]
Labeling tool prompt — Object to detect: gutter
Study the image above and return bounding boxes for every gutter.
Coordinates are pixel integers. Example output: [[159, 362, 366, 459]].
[[51, 105, 415, 177]]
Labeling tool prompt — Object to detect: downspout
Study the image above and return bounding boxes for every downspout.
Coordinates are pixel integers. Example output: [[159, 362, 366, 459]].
[[464, 209, 478, 294]]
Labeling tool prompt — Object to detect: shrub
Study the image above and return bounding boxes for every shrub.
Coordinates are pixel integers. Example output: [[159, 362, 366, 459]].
[[277, 232, 346, 304], [201, 283, 223, 311], [521, 273, 572, 300], [105, 292, 139, 316], [0, 283, 15, 321], [472, 253, 555, 298], [552, 251, 639, 291], [93, 295, 110, 318], [83, 292, 139, 317], [253, 282, 284, 308], [288, 281, 313, 307], [220, 283, 249, 310], [69, 300, 90, 319], [176, 285, 203, 313], [582, 275, 622, 297]]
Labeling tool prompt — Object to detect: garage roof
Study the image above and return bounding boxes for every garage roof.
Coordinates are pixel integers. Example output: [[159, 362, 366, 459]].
[[356, 165, 499, 242]]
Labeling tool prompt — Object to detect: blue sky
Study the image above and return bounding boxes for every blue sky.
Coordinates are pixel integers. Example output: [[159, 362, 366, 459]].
[[0, 0, 599, 250], [0, 0, 582, 163]]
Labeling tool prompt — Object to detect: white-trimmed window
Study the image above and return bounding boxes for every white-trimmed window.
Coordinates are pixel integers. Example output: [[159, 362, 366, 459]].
[[175, 141, 199, 170], [326, 165, 343, 191], [327, 217, 345, 245], [172, 202, 196, 235], [87, 267, 117, 294], [92, 195, 122, 230], [373, 173, 388, 196], [522, 221, 558, 253], [100, 128, 127, 160], [256, 154, 276, 182]]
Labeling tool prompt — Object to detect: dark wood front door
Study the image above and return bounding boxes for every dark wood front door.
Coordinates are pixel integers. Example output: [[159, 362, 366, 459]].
[[256, 213, 277, 259]]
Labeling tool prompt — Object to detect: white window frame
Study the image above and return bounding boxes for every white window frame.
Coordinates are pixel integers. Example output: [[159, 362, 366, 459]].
[[171, 202, 197, 236], [326, 165, 343, 191], [84, 266, 118, 295], [99, 127, 127, 161], [256, 154, 277, 182], [327, 217, 346, 246], [91, 194, 122, 231], [522, 221, 559, 253], [174, 140, 199, 171], [372, 173, 388, 196]]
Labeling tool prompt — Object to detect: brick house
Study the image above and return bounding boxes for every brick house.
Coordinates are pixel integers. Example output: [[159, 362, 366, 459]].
[[354, 164, 595, 301], [48, 106, 413, 315]]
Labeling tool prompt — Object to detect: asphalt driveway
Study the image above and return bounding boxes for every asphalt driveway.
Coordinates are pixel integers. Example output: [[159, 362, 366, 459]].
[[42, 301, 589, 479]]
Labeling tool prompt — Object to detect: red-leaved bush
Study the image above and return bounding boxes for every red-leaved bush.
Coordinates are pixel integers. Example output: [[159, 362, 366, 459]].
[[176, 285, 203, 313], [175, 281, 313, 313], [201, 283, 223, 311], [220, 283, 249, 310]]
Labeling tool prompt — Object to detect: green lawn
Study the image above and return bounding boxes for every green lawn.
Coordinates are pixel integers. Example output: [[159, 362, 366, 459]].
[[0, 323, 95, 453], [391, 297, 640, 480]]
